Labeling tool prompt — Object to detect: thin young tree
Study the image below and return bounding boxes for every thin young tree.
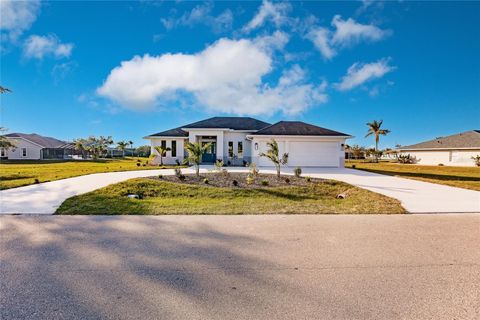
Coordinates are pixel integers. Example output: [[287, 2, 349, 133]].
[[184, 141, 211, 177], [153, 145, 171, 166], [259, 139, 288, 178]]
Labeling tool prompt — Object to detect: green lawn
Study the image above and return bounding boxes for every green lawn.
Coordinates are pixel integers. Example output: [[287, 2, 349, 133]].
[[0, 158, 183, 190], [56, 178, 406, 214], [345, 161, 480, 191]]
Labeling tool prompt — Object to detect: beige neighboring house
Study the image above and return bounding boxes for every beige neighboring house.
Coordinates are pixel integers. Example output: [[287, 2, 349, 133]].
[[397, 130, 480, 166]]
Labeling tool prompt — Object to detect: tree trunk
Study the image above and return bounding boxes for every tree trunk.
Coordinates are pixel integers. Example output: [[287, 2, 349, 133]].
[[196, 165, 200, 177], [276, 164, 280, 178]]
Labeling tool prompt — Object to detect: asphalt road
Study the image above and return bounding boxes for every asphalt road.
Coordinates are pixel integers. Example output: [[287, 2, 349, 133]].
[[1, 214, 479, 320]]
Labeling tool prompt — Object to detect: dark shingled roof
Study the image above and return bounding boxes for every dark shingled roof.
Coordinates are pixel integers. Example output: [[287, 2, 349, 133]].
[[182, 117, 271, 130], [399, 130, 480, 150], [251, 121, 350, 136], [4, 133, 67, 148], [148, 127, 188, 137]]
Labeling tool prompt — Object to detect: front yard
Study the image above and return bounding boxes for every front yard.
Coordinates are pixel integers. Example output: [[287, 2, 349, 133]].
[[56, 173, 406, 214], [0, 158, 183, 190], [345, 161, 480, 191]]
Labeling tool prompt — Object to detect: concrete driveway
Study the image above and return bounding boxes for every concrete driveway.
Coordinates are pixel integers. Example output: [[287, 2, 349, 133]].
[[1, 214, 479, 320], [0, 167, 479, 214]]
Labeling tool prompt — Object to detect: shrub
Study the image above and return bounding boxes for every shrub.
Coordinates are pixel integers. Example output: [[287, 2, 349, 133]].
[[261, 180, 269, 186], [249, 163, 259, 177], [137, 159, 141, 163], [232, 179, 238, 186], [246, 175, 254, 185], [158, 174, 163, 179], [305, 177, 311, 182], [397, 154, 418, 164], [136, 163, 141, 167], [221, 168, 229, 177], [34, 178, 40, 184], [243, 160, 248, 167], [175, 159, 181, 166], [471, 155, 480, 167], [293, 167, 302, 177], [214, 159, 224, 172], [285, 177, 290, 184], [178, 174, 186, 181], [203, 178, 209, 184], [142, 163, 146, 167], [174, 168, 182, 178], [352, 164, 356, 169], [438, 163, 444, 166]]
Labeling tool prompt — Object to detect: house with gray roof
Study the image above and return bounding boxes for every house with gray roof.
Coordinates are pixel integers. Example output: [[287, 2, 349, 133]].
[[145, 117, 352, 167], [397, 130, 480, 166], [1, 133, 73, 160]]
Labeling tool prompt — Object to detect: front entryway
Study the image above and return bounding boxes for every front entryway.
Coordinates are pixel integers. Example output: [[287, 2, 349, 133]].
[[199, 136, 217, 163]]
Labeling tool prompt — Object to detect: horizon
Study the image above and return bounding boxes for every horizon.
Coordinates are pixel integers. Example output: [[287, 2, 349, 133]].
[[1, 0, 479, 149]]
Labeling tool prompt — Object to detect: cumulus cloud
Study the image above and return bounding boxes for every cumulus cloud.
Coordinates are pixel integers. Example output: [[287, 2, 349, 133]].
[[23, 34, 73, 59], [161, 2, 233, 33], [97, 35, 327, 116], [243, 0, 291, 32], [335, 58, 395, 91], [0, 0, 40, 41], [307, 15, 390, 59]]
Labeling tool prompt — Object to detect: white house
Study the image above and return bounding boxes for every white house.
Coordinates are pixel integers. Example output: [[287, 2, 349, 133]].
[[1, 133, 71, 160], [397, 130, 480, 166], [144, 117, 352, 167]]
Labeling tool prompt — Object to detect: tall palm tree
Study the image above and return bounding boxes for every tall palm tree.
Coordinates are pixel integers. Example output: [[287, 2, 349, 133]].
[[259, 139, 288, 178], [184, 141, 211, 177], [153, 146, 171, 166], [365, 120, 390, 152], [128, 140, 134, 157], [0, 86, 12, 94], [117, 141, 129, 158]]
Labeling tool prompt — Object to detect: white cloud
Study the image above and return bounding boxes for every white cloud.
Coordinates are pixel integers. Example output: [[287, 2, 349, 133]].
[[23, 34, 73, 59], [97, 35, 327, 116], [243, 0, 291, 33], [307, 15, 390, 59], [161, 2, 233, 33], [331, 15, 390, 46], [306, 27, 335, 60], [0, 0, 40, 41], [335, 58, 395, 91]]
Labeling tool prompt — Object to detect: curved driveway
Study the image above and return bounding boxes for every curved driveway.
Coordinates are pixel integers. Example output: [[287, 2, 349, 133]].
[[0, 167, 479, 214]]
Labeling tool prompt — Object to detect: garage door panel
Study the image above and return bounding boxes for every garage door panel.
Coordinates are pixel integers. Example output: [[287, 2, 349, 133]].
[[289, 142, 339, 167]]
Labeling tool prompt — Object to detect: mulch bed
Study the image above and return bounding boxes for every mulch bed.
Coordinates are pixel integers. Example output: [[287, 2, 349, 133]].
[[150, 172, 325, 189]]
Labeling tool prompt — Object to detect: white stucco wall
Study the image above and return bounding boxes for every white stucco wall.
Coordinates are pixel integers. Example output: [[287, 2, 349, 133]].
[[149, 138, 186, 165], [2, 138, 43, 160], [400, 149, 480, 167], [250, 136, 347, 168], [223, 132, 251, 165]]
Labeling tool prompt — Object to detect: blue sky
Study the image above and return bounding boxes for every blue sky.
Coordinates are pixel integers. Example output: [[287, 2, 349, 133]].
[[1, 0, 479, 149]]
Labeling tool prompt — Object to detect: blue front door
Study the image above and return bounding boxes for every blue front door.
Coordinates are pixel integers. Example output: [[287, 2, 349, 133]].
[[201, 141, 216, 163]]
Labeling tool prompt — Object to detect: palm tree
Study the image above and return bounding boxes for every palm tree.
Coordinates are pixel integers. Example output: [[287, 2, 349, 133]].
[[259, 139, 288, 178], [154, 146, 171, 166], [128, 140, 134, 157], [365, 120, 390, 152], [117, 141, 128, 158], [0, 86, 12, 94], [184, 141, 211, 177], [73, 138, 87, 159]]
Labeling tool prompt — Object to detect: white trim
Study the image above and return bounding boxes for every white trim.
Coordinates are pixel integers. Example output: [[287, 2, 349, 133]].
[[144, 136, 188, 139]]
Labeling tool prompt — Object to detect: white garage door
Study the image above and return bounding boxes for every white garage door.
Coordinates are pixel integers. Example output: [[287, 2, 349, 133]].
[[288, 141, 340, 167]]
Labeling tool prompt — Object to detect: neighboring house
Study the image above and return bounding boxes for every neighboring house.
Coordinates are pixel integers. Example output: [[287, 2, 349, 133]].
[[144, 117, 351, 167], [0, 133, 74, 160], [397, 130, 480, 166]]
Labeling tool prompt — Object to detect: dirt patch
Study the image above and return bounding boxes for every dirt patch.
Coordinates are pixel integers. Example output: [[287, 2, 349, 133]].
[[150, 172, 324, 189]]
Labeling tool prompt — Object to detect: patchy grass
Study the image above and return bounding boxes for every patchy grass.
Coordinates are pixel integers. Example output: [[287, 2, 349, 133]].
[[0, 158, 184, 190], [345, 161, 480, 191], [56, 177, 406, 215]]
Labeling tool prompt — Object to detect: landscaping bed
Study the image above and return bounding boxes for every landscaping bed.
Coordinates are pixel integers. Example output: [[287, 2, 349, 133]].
[[153, 172, 321, 188], [56, 173, 406, 215]]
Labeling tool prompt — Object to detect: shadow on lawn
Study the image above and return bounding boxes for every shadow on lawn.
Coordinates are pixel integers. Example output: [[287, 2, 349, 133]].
[[0, 216, 300, 319]]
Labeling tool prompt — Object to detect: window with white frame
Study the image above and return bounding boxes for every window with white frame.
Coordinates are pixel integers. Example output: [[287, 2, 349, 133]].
[[237, 142, 243, 158], [22, 148, 27, 157], [228, 141, 234, 157]]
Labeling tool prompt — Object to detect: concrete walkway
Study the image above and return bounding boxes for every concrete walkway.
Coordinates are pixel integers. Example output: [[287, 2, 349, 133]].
[[0, 167, 479, 214]]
